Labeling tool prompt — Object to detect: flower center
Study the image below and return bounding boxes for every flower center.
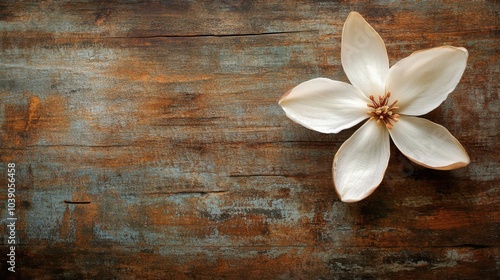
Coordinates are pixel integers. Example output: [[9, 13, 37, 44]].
[[367, 92, 400, 129]]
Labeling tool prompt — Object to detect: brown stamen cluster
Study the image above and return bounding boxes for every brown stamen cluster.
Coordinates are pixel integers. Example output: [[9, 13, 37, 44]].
[[367, 92, 400, 129]]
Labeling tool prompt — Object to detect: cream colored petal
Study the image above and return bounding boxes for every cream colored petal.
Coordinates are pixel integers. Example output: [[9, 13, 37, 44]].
[[389, 116, 470, 170], [386, 46, 468, 116], [333, 120, 390, 202], [279, 78, 369, 134], [341, 12, 389, 97]]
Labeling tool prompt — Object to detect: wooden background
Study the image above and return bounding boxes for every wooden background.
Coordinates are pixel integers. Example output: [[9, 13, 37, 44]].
[[0, 1, 499, 279]]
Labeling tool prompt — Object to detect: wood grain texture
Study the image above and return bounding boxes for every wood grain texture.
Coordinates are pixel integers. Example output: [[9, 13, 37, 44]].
[[0, 0, 499, 279]]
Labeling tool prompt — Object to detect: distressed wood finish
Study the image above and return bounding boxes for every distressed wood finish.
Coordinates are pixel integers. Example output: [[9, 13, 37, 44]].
[[1, 1, 499, 279]]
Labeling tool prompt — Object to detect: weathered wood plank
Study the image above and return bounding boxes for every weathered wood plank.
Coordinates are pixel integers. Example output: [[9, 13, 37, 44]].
[[11, 245, 499, 279], [1, 0, 499, 279]]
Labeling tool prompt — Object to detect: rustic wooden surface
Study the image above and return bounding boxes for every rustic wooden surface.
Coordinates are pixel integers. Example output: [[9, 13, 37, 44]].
[[0, 1, 499, 279]]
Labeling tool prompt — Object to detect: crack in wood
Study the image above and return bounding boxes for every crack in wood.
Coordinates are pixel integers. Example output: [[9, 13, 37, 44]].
[[144, 190, 228, 195], [26, 144, 133, 148], [228, 174, 292, 178], [112, 30, 318, 39], [64, 200, 92, 204]]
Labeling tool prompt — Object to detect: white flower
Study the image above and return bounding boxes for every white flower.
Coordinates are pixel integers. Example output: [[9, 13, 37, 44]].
[[279, 12, 470, 202]]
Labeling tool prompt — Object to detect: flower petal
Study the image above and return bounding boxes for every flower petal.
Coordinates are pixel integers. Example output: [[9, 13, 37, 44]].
[[341, 12, 389, 97], [279, 78, 369, 134], [389, 116, 470, 170], [386, 46, 468, 116], [333, 120, 390, 202]]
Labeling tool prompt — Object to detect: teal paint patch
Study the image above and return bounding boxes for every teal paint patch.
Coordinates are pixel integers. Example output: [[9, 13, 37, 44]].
[[26, 189, 74, 242]]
